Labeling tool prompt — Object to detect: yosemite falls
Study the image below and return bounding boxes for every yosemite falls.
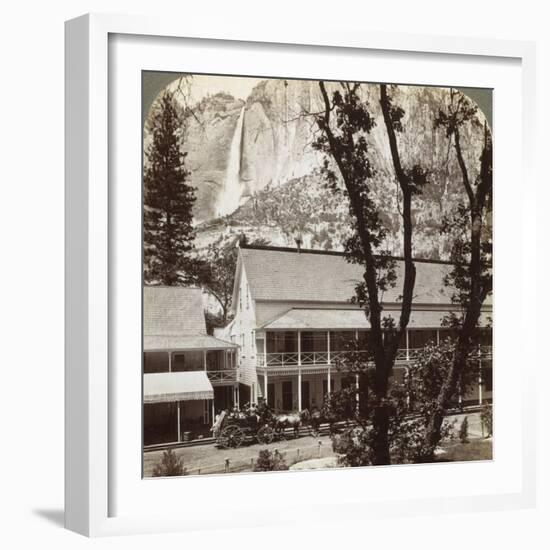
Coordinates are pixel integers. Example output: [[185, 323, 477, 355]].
[[216, 107, 246, 217]]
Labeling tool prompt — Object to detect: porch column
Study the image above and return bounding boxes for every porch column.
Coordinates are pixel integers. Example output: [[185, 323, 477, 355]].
[[298, 370, 302, 411], [168, 351, 172, 372], [203, 350, 207, 370], [297, 330, 301, 366], [327, 330, 331, 364], [264, 371, 268, 404], [405, 330, 410, 361], [211, 399, 215, 427], [478, 345, 483, 405], [177, 401, 181, 443], [327, 367, 331, 395], [436, 329, 440, 345]]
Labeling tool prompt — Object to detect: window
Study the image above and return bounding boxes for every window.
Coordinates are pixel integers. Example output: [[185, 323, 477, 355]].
[[266, 331, 298, 353], [172, 351, 204, 372], [301, 331, 327, 352], [206, 350, 224, 371], [143, 352, 169, 373]]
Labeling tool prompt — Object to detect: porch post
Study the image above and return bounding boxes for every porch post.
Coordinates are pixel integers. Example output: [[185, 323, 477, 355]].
[[436, 329, 440, 345], [478, 345, 483, 405], [168, 351, 172, 372], [298, 370, 302, 411], [327, 366, 331, 395], [405, 330, 410, 361], [203, 350, 207, 370], [297, 330, 301, 366], [177, 401, 181, 443], [327, 330, 331, 364], [264, 371, 268, 404], [211, 399, 215, 427]]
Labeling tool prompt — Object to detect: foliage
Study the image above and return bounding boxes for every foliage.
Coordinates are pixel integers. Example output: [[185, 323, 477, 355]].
[[253, 449, 289, 472], [327, 337, 469, 465], [480, 403, 493, 437], [144, 90, 197, 285], [204, 309, 226, 336], [459, 416, 469, 443], [195, 234, 269, 323], [152, 449, 187, 477]]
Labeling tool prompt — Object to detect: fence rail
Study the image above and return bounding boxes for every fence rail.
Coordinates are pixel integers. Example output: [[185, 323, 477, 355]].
[[181, 441, 336, 476]]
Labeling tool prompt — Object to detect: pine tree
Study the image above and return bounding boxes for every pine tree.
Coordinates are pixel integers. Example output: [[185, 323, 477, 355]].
[[144, 91, 196, 285]]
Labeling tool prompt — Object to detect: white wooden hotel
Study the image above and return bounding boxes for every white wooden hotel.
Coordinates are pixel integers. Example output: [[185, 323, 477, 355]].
[[142, 245, 492, 446], [226, 243, 492, 413]]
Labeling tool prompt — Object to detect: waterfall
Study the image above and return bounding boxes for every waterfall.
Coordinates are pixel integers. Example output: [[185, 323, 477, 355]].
[[216, 107, 245, 217]]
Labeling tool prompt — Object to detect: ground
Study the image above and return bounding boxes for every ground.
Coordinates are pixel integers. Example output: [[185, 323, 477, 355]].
[[143, 411, 493, 477]]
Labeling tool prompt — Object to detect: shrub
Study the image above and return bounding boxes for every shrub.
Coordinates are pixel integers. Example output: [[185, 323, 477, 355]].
[[459, 416, 469, 444], [152, 449, 187, 477], [480, 403, 493, 437], [253, 449, 289, 472]]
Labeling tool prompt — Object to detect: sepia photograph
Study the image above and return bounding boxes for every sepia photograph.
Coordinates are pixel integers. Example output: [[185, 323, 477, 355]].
[[141, 73, 493, 478]]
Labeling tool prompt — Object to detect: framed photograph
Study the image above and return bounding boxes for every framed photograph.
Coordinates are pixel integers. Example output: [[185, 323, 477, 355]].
[[65, 13, 536, 536]]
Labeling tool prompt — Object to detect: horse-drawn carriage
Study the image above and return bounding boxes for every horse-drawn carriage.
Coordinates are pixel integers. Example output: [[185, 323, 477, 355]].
[[212, 404, 309, 448], [212, 408, 277, 448]]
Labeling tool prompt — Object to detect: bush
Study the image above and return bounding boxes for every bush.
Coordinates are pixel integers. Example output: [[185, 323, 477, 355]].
[[152, 449, 187, 477], [459, 416, 469, 444], [253, 449, 289, 472], [480, 403, 493, 437]]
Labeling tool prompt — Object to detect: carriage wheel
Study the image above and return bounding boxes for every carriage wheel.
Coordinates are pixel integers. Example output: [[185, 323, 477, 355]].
[[256, 425, 275, 445], [219, 425, 244, 448]]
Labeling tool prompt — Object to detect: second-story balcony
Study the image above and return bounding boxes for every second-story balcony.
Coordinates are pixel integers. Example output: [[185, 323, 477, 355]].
[[144, 348, 238, 385], [255, 329, 492, 370]]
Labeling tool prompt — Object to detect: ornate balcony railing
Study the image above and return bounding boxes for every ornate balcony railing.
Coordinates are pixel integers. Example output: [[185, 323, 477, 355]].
[[206, 369, 238, 384], [256, 346, 492, 368]]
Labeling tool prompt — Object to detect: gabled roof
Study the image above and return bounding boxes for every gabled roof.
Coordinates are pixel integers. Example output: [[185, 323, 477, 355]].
[[237, 245, 459, 306], [144, 286, 206, 336]]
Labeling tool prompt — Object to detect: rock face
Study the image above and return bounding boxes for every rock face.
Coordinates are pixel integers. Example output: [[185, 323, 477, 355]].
[[146, 79, 489, 259]]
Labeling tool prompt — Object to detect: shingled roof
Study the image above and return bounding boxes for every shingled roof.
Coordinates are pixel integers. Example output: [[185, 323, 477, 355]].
[[144, 286, 206, 336], [238, 245, 459, 306]]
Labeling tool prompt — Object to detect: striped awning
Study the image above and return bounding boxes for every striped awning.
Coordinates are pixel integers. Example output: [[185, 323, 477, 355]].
[[144, 371, 214, 404]]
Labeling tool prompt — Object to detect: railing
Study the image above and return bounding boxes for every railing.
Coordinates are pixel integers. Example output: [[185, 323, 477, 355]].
[[256, 346, 492, 368], [206, 369, 237, 383], [256, 350, 370, 368]]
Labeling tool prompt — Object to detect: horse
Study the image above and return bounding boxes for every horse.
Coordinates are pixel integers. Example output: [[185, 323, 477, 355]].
[[305, 407, 341, 437], [272, 410, 310, 439]]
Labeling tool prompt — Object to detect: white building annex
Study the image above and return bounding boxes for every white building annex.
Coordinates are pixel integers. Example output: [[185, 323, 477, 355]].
[[143, 287, 238, 446], [228, 244, 493, 413]]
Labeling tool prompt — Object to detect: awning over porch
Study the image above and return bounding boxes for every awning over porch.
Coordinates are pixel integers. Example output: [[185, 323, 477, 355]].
[[144, 335, 238, 352], [144, 371, 214, 403], [260, 307, 492, 330]]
